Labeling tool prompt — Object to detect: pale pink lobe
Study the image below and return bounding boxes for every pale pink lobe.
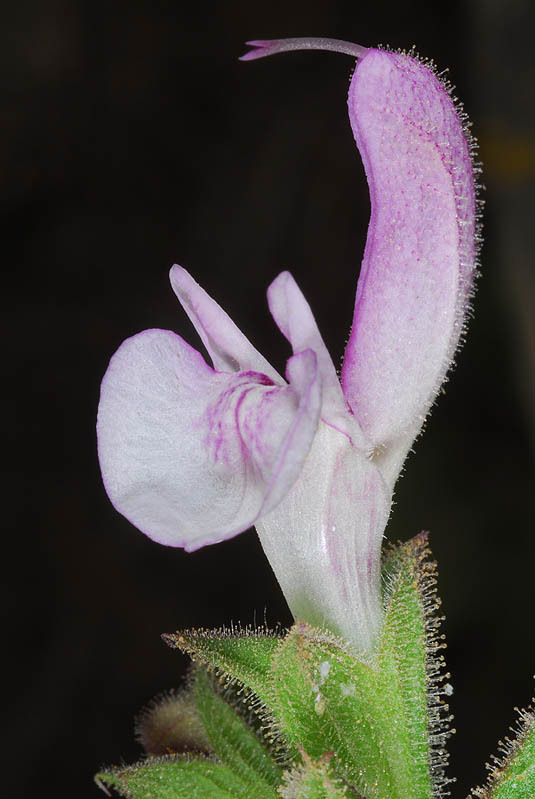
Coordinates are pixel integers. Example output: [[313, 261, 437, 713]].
[[267, 271, 365, 446], [341, 50, 477, 481], [240, 38, 368, 62], [170, 265, 280, 381], [97, 286, 322, 552]]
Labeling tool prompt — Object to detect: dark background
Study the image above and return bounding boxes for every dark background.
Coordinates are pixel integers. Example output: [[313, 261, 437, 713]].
[[4, 1, 534, 797]]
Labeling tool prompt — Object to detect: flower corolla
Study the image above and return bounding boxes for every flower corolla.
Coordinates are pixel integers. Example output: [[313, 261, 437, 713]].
[[97, 40, 478, 656]]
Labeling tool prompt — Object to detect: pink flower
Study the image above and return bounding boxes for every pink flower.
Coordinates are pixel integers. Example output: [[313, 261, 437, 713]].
[[97, 39, 478, 655]]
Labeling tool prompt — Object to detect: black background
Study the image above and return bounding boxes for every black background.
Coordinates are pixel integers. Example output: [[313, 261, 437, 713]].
[[4, 1, 534, 797]]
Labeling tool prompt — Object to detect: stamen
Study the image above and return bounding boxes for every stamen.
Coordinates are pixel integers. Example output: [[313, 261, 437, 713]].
[[240, 37, 369, 62]]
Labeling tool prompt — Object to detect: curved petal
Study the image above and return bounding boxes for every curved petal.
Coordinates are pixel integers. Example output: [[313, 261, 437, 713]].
[[239, 37, 368, 62], [256, 422, 391, 657], [97, 328, 321, 551], [267, 271, 367, 448], [341, 50, 478, 483], [170, 265, 280, 381]]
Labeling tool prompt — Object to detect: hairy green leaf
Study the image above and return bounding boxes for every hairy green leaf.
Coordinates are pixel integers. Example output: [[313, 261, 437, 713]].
[[279, 753, 353, 798], [162, 625, 281, 704], [193, 667, 282, 796], [379, 533, 453, 797], [470, 699, 535, 799], [96, 755, 253, 799]]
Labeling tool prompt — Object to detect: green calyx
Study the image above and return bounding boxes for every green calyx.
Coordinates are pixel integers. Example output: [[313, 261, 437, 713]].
[[96, 534, 534, 798], [97, 534, 456, 798], [264, 533, 452, 798]]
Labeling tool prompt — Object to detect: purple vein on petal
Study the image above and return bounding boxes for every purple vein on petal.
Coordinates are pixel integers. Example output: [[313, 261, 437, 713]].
[[261, 349, 320, 514]]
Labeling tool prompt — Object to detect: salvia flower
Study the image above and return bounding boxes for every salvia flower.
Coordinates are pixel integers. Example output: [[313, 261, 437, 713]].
[[97, 38, 478, 657]]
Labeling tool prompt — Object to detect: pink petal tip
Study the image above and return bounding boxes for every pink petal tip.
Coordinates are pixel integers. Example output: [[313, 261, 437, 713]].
[[240, 37, 369, 62]]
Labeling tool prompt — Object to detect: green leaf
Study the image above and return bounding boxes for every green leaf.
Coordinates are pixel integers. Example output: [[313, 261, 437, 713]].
[[95, 755, 255, 799], [193, 667, 282, 796], [469, 699, 535, 799], [379, 532, 453, 797], [279, 753, 353, 798], [268, 534, 450, 799], [162, 625, 281, 705]]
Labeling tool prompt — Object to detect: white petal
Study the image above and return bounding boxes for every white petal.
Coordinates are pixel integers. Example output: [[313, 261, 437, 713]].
[[267, 271, 367, 448], [256, 422, 391, 657], [170, 265, 280, 381], [97, 328, 321, 551]]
